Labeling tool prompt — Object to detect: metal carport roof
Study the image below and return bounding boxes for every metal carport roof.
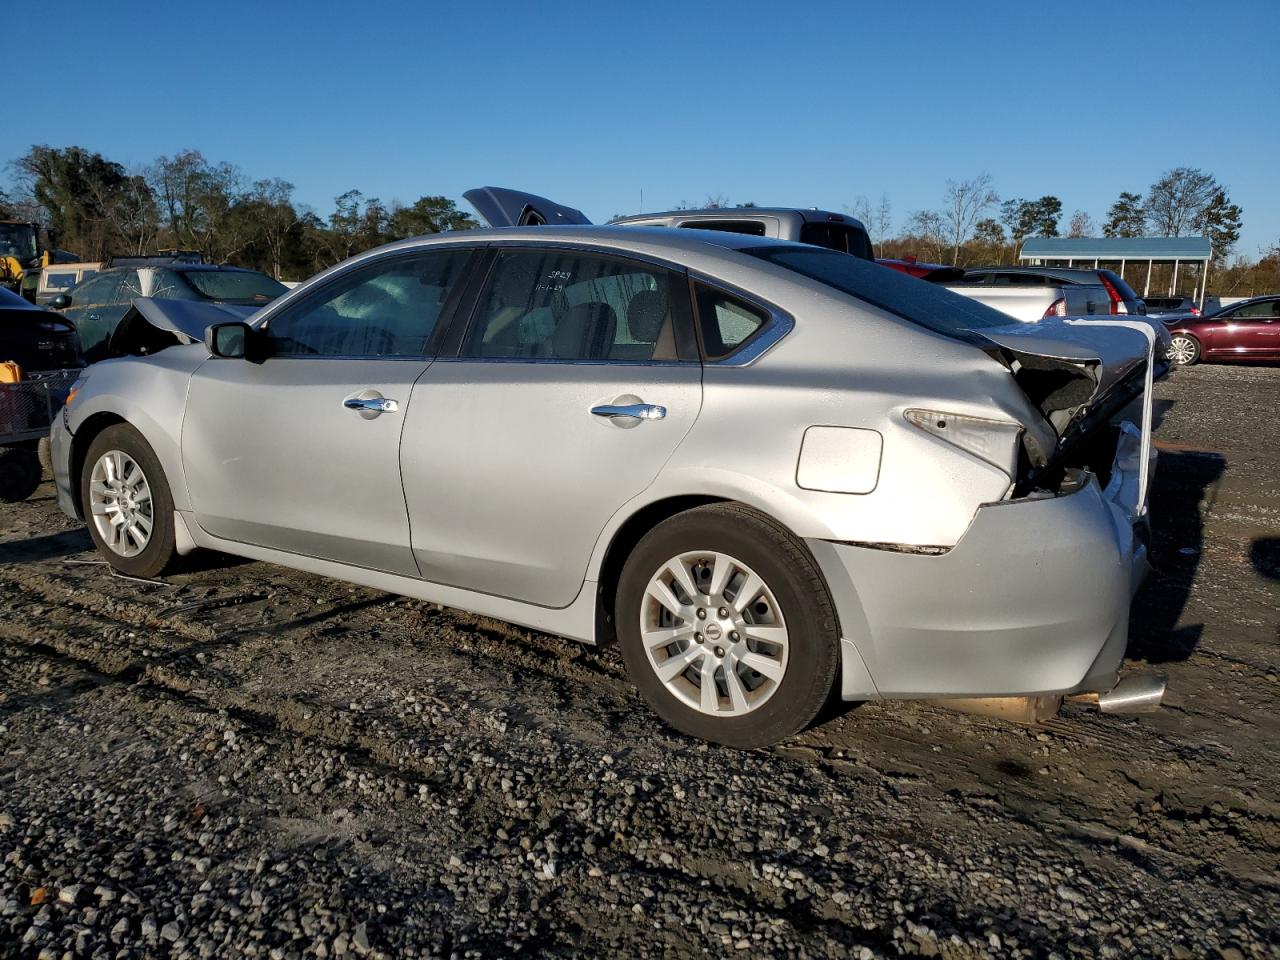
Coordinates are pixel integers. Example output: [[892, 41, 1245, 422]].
[[1019, 236, 1211, 260]]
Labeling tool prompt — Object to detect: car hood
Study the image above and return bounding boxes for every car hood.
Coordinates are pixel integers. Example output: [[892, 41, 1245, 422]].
[[463, 186, 592, 228], [128, 297, 261, 344]]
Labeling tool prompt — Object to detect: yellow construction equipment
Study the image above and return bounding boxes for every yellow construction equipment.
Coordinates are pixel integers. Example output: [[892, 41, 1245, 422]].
[[0, 221, 48, 301]]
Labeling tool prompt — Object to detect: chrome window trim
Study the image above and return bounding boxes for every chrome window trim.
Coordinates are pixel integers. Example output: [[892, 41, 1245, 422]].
[[430, 356, 692, 367], [688, 270, 794, 367]]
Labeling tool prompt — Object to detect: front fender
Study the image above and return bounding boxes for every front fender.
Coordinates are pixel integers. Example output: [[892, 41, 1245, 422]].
[[66, 350, 204, 510]]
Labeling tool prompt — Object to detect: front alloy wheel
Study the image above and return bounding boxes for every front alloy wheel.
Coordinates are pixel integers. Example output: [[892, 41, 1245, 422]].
[[81, 423, 178, 579], [89, 450, 154, 557], [641, 551, 789, 717]]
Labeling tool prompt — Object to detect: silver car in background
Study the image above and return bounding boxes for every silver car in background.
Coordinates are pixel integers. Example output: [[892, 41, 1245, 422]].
[[51, 218, 1166, 747]]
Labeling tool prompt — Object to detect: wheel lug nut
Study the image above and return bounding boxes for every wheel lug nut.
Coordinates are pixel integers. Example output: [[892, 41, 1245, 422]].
[[714, 647, 725, 658], [695, 608, 706, 620], [717, 607, 728, 618], [694, 633, 703, 643], [730, 631, 740, 642]]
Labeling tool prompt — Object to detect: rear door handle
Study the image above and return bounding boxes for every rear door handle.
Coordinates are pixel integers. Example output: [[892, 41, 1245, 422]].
[[590, 403, 666, 420]]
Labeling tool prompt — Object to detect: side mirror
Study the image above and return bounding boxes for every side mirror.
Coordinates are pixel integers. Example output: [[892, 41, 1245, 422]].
[[51, 293, 72, 309], [205, 322, 250, 359]]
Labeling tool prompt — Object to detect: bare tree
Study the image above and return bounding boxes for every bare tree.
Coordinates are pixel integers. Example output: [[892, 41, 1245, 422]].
[[1145, 167, 1219, 237], [942, 174, 998, 265], [250, 178, 298, 279], [848, 194, 892, 257], [1067, 210, 1094, 238], [905, 209, 947, 263]]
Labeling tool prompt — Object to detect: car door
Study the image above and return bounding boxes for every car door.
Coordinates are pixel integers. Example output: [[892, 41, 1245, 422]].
[[1212, 300, 1278, 358], [400, 245, 702, 608], [62, 271, 135, 362], [181, 248, 475, 576]]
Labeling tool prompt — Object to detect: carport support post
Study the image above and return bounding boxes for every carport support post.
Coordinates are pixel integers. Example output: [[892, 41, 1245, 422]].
[[1144, 259, 1153, 296], [1119, 258, 1126, 282], [1170, 259, 1180, 296], [1198, 258, 1209, 310]]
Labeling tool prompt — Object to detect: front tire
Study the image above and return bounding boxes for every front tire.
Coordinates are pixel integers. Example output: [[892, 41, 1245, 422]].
[[1168, 333, 1200, 366], [80, 424, 177, 579], [616, 503, 840, 748]]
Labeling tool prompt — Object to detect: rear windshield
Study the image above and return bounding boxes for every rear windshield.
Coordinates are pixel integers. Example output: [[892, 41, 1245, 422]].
[[182, 269, 287, 303], [743, 246, 1014, 337], [798, 222, 875, 260]]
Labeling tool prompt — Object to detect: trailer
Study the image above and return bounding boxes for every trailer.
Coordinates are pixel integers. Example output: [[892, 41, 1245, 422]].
[[0, 368, 79, 501]]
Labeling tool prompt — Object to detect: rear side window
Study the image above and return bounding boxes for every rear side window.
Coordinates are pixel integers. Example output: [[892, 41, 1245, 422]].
[[744, 246, 1014, 337], [799, 222, 874, 260], [463, 249, 683, 361], [678, 220, 767, 237], [694, 283, 769, 360]]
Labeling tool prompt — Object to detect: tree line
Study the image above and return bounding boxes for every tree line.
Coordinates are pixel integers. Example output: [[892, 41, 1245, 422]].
[[3, 145, 1273, 296], [0, 145, 478, 280]]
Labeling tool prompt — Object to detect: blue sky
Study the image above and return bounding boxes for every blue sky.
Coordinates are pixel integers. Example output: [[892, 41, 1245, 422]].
[[6, 0, 1279, 254]]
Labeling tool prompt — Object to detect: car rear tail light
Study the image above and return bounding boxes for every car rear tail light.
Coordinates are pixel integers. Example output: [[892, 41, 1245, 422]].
[[1043, 298, 1067, 318], [1098, 275, 1125, 315], [1190, 305, 1201, 315], [904, 409, 1023, 479]]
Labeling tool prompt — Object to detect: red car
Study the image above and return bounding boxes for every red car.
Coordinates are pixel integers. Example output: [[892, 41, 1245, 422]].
[[876, 257, 964, 282], [1165, 295, 1280, 365]]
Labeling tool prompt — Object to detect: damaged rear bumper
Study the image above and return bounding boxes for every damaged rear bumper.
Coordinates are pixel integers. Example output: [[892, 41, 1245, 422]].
[[810, 430, 1155, 702]]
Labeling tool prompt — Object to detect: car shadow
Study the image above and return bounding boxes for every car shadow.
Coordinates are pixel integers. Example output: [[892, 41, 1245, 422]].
[[0, 529, 93, 564], [1127, 449, 1226, 664], [1150, 398, 1174, 431], [1250, 538, 1280, 582]]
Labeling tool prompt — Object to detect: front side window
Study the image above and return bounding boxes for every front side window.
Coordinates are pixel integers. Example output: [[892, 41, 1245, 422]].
[[694, 283, 769, 360], [462, 249, 682, 361], [1230, 299, 1280, 319], [679, 220, 767, 237], [267, 250, 470, 358]]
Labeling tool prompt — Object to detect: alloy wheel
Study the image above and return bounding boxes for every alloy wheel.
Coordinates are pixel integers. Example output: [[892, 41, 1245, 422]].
[[88, 450, 154, 557], [640, 550, 789, 717], [1168, 336, 1197, 365]]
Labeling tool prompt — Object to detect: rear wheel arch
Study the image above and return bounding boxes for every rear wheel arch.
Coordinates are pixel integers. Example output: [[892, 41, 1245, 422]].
[[594, 495, 726, 645], [594, 497, 842, 647]]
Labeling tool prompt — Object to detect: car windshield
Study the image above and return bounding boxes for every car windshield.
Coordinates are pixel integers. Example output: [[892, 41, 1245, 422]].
[[0, 222, 38, 261], [743, 246, 1014, 336], [181, 269, 287, 303]]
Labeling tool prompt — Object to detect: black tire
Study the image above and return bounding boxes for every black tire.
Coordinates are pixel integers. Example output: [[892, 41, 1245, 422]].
[[80, 424, 177, 579], [1168, 333, 1200, 366], [0, 445, 42, 502], [616, 503, 840, 749], [37, 436, 53, 476]]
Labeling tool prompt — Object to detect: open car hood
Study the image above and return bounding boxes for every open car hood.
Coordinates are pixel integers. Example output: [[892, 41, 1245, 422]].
[[463, 187, 591, 228], [127, 298, 260, 344]]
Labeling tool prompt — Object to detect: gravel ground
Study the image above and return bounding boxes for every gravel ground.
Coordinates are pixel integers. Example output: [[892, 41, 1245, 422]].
[[1, 363, 1277, 959]]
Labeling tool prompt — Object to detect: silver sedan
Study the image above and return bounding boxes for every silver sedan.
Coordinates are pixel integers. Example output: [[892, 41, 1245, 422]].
[[52, 223, 1164, 747]]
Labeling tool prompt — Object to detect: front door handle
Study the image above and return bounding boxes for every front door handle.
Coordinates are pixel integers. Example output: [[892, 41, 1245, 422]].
[[343, 395, 399, 414], [590, 402, 666, 421]]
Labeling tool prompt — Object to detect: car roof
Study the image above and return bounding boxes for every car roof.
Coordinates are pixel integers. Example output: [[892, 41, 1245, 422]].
[[96, 263, 259, 274], [386, 224, 798, 253], [611, 208, 863, 227], [965, 265, 1108, 282]]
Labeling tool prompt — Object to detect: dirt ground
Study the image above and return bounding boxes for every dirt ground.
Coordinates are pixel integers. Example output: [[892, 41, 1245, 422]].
[[1, 363, 1277, 959]]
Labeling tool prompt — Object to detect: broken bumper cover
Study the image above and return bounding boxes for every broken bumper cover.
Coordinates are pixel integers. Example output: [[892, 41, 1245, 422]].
[[810, 470, 1149, 701]]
